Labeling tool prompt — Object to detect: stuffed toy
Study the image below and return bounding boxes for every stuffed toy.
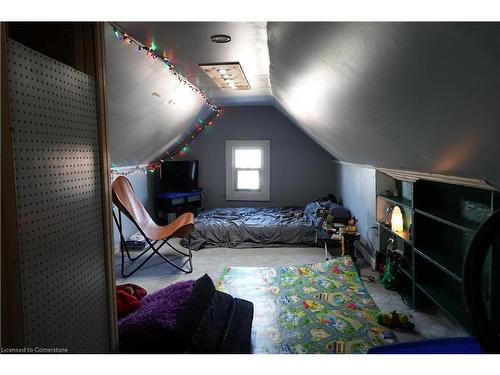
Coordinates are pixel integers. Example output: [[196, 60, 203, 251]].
[[376, 311, 415, 331], [380, 256, 398, 289], [116, 283, 147, 318], [117, 283, 147, 299], [380, 238, 400, 290]]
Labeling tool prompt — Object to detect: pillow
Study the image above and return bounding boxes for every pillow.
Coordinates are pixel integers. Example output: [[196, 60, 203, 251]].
[[304, 200, 351, 225], [321, 201, 351, 224], [118, 279, 195, 352]]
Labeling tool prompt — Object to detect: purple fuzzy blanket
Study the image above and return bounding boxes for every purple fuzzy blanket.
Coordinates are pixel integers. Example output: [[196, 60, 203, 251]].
[[118, 280, 195, 341]]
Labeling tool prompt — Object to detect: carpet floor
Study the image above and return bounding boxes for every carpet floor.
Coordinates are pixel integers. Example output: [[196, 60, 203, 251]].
[[115, 239, 467, 343]]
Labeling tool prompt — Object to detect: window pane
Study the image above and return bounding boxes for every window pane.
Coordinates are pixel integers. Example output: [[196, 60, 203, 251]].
[[235, 148, 261, 169], [237, 170, 260, 190]]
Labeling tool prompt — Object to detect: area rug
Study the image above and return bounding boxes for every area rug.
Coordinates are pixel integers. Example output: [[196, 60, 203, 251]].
[[216, 256, 396, 353]]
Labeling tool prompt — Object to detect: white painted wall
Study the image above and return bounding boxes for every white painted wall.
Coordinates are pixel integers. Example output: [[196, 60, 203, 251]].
[[111, 171, 160, 246], [333, 161, 378, 266]]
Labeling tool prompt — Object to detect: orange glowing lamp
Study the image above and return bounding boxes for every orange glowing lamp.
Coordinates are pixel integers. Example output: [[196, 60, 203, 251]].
[[391, 206, 404, 233]]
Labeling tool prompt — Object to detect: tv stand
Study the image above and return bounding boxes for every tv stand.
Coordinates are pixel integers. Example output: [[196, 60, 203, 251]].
[[157, 188, 204, 224]]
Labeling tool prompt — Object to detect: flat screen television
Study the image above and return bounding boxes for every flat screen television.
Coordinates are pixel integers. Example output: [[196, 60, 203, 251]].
[[160, 160, 199, 192]]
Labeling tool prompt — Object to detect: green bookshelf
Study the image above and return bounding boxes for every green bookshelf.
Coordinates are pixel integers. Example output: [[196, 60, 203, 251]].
[[377, 222, 412, 245], [376, 170, 499, 332], [378, 193, 413, 210], [414, 247, 462, 282]]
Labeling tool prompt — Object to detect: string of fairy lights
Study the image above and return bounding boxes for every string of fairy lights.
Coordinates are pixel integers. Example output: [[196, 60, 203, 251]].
[[108, 23, 223, 177], [110, 163, 161, 177], [110, 107, 222, 177], [109, 22, 218, 110], [164, 106, 222, 160]]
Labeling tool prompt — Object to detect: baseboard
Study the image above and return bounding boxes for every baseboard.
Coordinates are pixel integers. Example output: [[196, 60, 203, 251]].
[[355, 241, 376, 270]]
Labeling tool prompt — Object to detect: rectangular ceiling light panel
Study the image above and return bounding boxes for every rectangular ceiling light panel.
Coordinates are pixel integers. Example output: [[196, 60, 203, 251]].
[[199, 62, 251, 91]]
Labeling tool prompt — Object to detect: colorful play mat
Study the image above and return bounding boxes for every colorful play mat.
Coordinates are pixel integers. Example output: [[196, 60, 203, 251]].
[[216, 256, 396, 353]]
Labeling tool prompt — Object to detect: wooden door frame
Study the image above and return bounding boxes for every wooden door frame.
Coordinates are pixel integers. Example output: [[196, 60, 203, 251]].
[[1, 22, 26, 349], [94, 22, 119, 352]]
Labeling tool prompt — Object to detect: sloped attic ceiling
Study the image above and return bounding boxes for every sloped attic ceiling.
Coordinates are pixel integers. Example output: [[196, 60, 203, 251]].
[[105, 24, 214, 166], [106, 22, 500, 189], [268, 22, 500, 189], [116, 22, 273, 107]]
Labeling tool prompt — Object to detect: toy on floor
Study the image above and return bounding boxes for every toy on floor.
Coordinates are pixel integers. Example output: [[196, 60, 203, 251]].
[[116, 283, 147, 318], [380, 238, 402, 290], [376, 311, 415, 332]]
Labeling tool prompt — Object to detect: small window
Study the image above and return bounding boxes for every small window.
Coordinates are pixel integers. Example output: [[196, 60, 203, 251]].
[[226, 140, 270, 201]]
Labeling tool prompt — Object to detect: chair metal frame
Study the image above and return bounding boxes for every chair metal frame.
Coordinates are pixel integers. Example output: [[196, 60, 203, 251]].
[[113, 208, 193, 277]]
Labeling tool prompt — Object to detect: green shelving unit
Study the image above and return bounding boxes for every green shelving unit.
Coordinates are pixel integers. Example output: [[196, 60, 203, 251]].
[[413, 247, 462, 282], [399, 264, 413, 280], [376, 170, 499, 332], [378, 193, 413, 210]]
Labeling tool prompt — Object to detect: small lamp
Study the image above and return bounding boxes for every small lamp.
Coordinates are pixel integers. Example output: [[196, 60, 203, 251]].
[[391, 205, 404, 232]]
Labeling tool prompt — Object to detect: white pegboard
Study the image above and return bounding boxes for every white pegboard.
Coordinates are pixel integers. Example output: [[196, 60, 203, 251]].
[[7, 38, 109, 352]]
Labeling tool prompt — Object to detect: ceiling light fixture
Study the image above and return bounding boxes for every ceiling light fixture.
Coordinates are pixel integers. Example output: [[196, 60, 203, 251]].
[[199, 62, 251, 91], [210, 34, 231, 43]]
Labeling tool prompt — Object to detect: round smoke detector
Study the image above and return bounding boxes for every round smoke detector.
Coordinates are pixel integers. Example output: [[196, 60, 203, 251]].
[[210, 34, 231, 43]]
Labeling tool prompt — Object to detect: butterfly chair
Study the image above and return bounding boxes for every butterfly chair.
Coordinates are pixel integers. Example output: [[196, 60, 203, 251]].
[[112, 176, 194, 277]]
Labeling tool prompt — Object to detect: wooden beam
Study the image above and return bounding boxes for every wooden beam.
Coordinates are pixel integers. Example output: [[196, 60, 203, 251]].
[[93, 22, 119, 352], [377, 167, 495, 191], [1, 22, 26, 349]]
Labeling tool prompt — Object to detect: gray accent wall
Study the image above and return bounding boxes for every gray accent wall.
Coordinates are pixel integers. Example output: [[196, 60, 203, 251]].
[[178, 106, 337, 209]]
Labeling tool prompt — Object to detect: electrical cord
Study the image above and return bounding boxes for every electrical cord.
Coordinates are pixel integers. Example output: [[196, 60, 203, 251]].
[[358, 226, 379, 282], [400, 292, 412, 307], [366, 226, 378, 254], [361, 274, 377, 283]]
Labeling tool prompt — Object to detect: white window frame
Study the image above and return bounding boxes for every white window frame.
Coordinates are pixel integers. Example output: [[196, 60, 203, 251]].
[[225, 140, 270, 201]]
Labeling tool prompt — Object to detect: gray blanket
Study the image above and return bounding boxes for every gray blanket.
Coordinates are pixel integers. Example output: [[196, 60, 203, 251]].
[[181, 207, 317, 250]]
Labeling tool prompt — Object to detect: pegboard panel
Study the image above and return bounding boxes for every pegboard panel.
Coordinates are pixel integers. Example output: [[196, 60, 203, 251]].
[[6, 38, 109, 352]]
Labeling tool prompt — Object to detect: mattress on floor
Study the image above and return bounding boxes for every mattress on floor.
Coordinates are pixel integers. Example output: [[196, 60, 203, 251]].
[[216, 256, 396, 354], [182, 207, 317, 250]]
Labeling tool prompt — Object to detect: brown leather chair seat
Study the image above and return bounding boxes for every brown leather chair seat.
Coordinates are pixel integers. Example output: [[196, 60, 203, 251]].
[[112, 176, 194, 277]]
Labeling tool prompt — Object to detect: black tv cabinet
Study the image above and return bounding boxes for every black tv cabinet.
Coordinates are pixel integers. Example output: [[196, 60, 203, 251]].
[[157, 188, 204, 224]]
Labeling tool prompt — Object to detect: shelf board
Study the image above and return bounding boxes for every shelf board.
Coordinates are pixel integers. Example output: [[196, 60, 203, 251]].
[[378, 194, 413, 209], [414, 247, 463, 282], [377, 222, 413, 245], [414, 208, 479, 233], [398, 266, 413, 280], [415, 281, 472, 332]]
